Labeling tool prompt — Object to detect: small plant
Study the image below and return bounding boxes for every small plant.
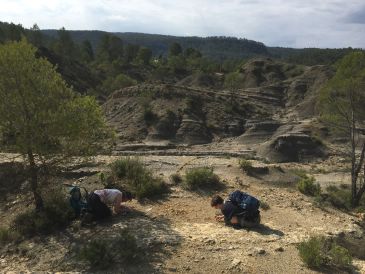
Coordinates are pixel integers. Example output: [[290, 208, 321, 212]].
[[78, 229, 139, 269], [110, 157, 168, 199], [183, 167, 220, 190], [325, 185, 352, 210], [329, 244, 352, 268], [170, 173, 182, 184], [297, 176, 321, 196], [260, 200, 270, 210], [298, 236, 326, 268], [79, 238, 114, 268], [298, 236, 353, 270], [238, 159, 253, 174]]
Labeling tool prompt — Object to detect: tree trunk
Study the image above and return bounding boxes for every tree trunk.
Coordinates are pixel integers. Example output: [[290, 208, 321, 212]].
[[27, 150, 43, 211], [351, 111, 357, 207]]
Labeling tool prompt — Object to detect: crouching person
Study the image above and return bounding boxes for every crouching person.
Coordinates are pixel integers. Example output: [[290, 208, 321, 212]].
[[211, 190, 260, 228], [88, 189, 133, 220]]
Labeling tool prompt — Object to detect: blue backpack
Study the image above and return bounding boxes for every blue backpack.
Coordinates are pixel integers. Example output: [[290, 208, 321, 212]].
[[228, 190, 260, 213], [67, 185, 88, 217]]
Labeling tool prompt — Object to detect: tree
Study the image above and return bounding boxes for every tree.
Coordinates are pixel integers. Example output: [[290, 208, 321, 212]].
[[168, 42, 182, 57], [136, 47, 152, 65], [54, 27, 75, 59], [0, 40, 110, 210], [29, 23, 43, 47], [81, 39, 94, 63], [125, 44, 140, 63], [319, 51, 365, 206]]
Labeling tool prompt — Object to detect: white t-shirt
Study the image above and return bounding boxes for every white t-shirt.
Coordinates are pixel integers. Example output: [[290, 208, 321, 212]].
[[94, 189, 123, 207]]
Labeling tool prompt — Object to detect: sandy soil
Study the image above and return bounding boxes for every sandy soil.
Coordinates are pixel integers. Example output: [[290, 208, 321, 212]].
[[1, 152, 364, 274]]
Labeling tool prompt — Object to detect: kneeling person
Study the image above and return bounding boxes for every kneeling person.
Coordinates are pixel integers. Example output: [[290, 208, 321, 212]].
[[211, 190, 260, 228], [88, 189, 133, 220]]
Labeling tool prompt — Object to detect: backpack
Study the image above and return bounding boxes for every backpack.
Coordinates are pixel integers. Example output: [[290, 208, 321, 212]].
[[228, 190, 260, 213], [66, 185, 88, 217]]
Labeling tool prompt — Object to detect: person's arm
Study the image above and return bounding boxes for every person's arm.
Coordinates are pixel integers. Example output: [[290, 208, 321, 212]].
[[113, 194, 124, 214]]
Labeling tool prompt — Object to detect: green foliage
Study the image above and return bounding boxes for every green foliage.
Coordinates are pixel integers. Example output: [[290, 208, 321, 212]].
[[297, 176, 321, 196], [0, 40, 110, 156], [78, 229, 139, 269], [183, 167, 220, 190], [298, 236, 326, 268], [110, 157, 167, 199], [99, 73, 137, 96], [136, 46, 152, 65], [238, 159, 253, 173], [224, 72, 245, 89], [143, 108, 158, 126], [298, 236, 353, 270], [319, 51, 365, 136], [324, 185, 352, 210], [169, 42, 182, 57], [260, 201, 270, 210], [329, 244, 352, 268], [0, 227, 20, 243], [12, 187, 74, 236]]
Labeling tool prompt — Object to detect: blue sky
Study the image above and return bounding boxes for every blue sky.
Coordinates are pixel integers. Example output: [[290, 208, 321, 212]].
[[1, 0, 364, 48]]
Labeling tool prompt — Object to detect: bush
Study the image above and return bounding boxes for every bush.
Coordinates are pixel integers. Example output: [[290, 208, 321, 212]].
[[78, 229, 139, 269], [238, 159, 253, 174], [329, 244, 352, 268], [183, 167, 220, 190], [0, 227, 19, 243], [325, 185, 352, 210], [143, 108, 158, 126], [12, 187, 74, 236], [297, 176, 321, 196], [298, 236, 326, 268], [79, 238, 114, 268], [170, 173, 182, 184], [110, 157, 167, 199], [298, 236, 353, 270]]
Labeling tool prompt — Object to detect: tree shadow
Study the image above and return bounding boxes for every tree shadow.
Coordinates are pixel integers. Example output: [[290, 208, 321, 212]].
[[58, 208, 183, 273]]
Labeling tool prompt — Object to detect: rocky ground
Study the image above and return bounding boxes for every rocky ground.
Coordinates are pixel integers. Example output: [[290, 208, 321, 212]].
[[1, 150, 364, 273]]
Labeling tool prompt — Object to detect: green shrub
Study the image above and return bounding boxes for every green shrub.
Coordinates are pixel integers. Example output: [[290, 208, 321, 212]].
[[238, 159, 253, 174], [183, 167, 220, 190], [13, 187, 74, 236], [78, 229, 139, 269], [298, 236, 326, 268], [0, 226, 19, 243], [329, 244, 352, 268], [260, 201, 270, 210], [170, 173, 182, 184], [79, 238, 114, 268], [298, 236, 353, 270], [297, 176, 321, 196], [110, 157, 168, 199], [143, 108, 158, 126], [325, 186, 352, 210]]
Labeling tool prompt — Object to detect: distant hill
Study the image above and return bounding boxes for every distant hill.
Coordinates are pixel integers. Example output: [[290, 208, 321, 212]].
[[42, 30, 269, 60], [41, 29, 362, 65]]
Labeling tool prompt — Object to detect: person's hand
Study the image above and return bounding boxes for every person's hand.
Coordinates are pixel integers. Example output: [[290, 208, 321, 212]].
[[215, 215, 224, 222]]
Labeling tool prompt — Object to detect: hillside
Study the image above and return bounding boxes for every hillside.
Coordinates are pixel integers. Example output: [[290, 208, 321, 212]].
[[41, 29, 360, 65]]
